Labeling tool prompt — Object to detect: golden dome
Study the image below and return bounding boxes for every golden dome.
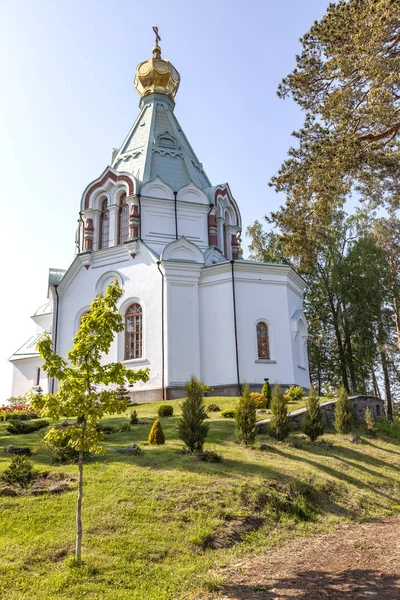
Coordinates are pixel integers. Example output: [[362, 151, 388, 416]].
[[134, 45, 180, 101]]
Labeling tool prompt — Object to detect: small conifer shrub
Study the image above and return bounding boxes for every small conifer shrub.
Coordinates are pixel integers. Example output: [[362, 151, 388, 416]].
[[236, 384, 257, 445], [157, 405, 174, 417], [129, 409, 139, 425], [6, 419, 49, 435], [250, 393, 267, 409], [116, 383, 131, 403], [335, 386, 354, 434], [261, 379, 272, 408], [300, 385, 325, 442], [148, 419, 165, 445], [364, 407, 375, 434], [269, 384, 290, 441], [178, 375, 209, 453], [220, 409, 236, 418], [120, 423, 131, 432], [287, 385, 305, 402], [1, 455, 38, 489], [207, 403, 221, 412]]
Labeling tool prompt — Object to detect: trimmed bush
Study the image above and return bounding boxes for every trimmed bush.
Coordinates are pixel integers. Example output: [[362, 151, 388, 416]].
[[148, 419, 165, 445], [300, 385, 325, 442], [178, 376, 209, 453], [269, 384, 290, 441], [220, 409, 236, 419], [335, 386, 354, 434], [250, 393, 267, 409], [236, 384, 257, 445], [1, 455, 38, 489], [207, 403, 221, 412], [7, 419, 49, 435], [261, 379, 272, 408], [157, 405, 174, 417], [129, 409, 139, 425], [287, 385, 305, 402]]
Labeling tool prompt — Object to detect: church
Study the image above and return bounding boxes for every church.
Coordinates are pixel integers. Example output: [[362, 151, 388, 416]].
[[9, 35, 310, 401]]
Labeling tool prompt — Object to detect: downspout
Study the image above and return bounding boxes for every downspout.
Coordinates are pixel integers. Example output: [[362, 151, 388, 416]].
[[51, 285, 60, 393], [207, 203, 214, 246], [230, 260, 241, 395], [77, 211, 84, 254], [173, 191, 178, 240], [137, 193, 142, 240], [157, 261, 165, 401]]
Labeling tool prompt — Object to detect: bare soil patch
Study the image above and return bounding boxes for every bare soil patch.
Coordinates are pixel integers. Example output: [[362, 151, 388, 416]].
[[211, 517, 400, 599]]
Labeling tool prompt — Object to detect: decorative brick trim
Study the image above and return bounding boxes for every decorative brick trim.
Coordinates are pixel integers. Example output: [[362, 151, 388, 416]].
[[84, 170, 135, 209], [214, 186, 239, 226]]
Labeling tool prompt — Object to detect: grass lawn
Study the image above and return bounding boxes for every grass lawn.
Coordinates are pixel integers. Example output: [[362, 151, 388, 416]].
[[0, 396, 399, 599]]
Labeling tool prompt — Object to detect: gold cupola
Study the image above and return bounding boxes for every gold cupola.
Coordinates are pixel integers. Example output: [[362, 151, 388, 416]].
[[134, 39, 180, 101]]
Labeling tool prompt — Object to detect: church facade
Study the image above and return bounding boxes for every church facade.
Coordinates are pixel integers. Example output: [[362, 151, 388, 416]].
[[10, 40, 310, 401]]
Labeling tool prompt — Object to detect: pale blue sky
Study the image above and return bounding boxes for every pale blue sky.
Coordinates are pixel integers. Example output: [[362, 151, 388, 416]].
[[0, 0, 329, 396]]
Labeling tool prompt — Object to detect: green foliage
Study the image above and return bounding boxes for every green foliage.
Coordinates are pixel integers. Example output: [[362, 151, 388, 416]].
[[178, 376, 209, 453], [207, 403, 221, 412], [148, 419, 165, 445], [116, 384, 130, 404], [235, 384, 257, 446], [364, 407, 375, 434], [46, 427, 91, 464], [220, 409, 236, 419], [269, 384, 290, 441], [157, 405, 174, 417], [129, 410, 138, 425], [1, 456, 38, 489], [335, 387, 354, 434], [261, 379, 272, 408], [196, 450, 222, 463], [287, 385, 305, 402], [120, 423, 131, 432], [300, 385, 325, 442], [5, 396, 26, 408], [6, 420, 49, 435], [374, 417, 400, 439]]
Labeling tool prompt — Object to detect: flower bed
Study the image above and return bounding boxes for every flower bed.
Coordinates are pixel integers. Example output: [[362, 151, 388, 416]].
[[0, 405, 40, 421]]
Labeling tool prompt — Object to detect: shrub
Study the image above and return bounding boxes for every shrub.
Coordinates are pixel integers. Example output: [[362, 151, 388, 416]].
[[236, 384, 257, 445], [47, 428, 91, 464], [1, 455, 38, 489], [220, 409, 236, 419], [7, 419, 49, 435], [250, 393, 267, 409], [364, 407, 375, 434], [287, 385, 305, 402], [261, 379, 272, 408], [129, 409, 139, 425], [178, 376, 209, 453], [120, 423, 131, 432], [207, 403, 221, 412], [374, 417, 400, 439], [157, 404, 174, 417], [334, 386, 354, 434], [269, 384, 290, 441], [116, 384, 130, 403], [148, 419, 165, 445], [196, 450, 222, 463], [300, 385, 325, 442]]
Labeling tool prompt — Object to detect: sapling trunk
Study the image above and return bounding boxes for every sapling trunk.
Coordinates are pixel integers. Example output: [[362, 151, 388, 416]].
[[75, 448, 84, 565]]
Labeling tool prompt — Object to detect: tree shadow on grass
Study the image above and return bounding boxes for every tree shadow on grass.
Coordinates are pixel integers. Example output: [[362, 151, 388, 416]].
[[218, 569, 400, 599]]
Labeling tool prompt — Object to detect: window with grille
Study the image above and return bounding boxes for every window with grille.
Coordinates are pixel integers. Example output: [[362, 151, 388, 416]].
[[125, 303, 143, 359], [257, 322, 270, 359], [99, 198, 109, 249], [118, 193, 129, 244]]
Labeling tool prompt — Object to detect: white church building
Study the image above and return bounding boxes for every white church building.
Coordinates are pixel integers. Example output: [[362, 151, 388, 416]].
[[10, 39, 310, 401]]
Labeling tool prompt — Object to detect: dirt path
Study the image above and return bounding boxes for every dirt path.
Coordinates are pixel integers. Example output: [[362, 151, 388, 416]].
[[211, 517, 400, 599]]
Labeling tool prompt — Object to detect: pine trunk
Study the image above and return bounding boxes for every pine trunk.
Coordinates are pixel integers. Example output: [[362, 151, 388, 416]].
[[380, 348, 393, 422], [75, 449, 84, 565]]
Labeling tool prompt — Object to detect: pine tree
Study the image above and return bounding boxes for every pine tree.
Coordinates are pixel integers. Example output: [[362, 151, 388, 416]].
[[300, 385, 325, 442], [235, 384, 257, 445], [335, 386, 354, 434], [129, 409, 138, 425], [116, 383, 130, 404], [178, 375, 209, 453], [262, 378, 272, 408], [269, 384, 290, 441], [148, 419, 165, 445]]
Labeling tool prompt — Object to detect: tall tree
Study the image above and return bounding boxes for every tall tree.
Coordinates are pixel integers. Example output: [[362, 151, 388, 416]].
[[31, 281, 149, 566]]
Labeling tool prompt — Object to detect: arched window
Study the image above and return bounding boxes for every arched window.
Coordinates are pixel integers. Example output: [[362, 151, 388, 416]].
[[118, 193, 129, 244], [99, 198, 109, 249], [125, 303, 143, 359], [257, 322, 270, 360]]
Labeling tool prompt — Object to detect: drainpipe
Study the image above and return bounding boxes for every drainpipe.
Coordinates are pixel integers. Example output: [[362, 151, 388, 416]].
[[173, 191, 178, 240], [157, 261, 165, 401], [51, 285, 60, 393], [230, 260, 241, 395], [137, 193, 141, 240], [76, 211, 84, 254]]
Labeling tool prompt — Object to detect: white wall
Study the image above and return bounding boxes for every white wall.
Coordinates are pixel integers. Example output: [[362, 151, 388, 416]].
[[11, 358, 47, 398]]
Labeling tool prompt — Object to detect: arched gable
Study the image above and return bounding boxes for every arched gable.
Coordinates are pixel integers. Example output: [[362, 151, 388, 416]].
[[176, 182, 208, 205], [81, 167, 136, 210], [141, 176, 174, 200], [161, 237, 205, 264], [214, 185, 241, 228]]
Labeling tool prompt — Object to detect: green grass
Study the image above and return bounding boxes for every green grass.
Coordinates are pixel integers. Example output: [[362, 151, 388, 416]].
[[0, 396, 400, 599]]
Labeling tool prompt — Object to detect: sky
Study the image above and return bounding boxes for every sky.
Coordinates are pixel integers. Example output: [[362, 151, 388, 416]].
[[0, 0, 330, 398]]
